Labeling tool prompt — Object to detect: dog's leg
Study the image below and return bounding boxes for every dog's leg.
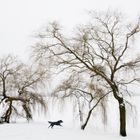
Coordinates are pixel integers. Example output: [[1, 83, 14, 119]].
[[51, 125, 53, 129], [48, 125, 51, 128]]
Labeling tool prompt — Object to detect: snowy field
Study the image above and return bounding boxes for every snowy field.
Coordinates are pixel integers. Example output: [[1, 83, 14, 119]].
[[0, 122, 140, 140], [0, 96, 140, 140]]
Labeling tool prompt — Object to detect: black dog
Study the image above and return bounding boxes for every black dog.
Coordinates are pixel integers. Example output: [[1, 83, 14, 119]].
[[48, 120, 63, 128]]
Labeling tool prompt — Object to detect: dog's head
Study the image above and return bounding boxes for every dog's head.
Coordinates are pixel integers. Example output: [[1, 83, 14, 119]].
[[58, 120, 63, 123]]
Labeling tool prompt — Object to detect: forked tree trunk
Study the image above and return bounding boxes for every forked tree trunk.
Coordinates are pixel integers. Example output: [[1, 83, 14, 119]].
[[81, 93, 108, 130], [3, 100, 12, 123]]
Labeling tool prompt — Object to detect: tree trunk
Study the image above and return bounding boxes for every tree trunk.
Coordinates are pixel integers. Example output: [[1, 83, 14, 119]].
[[119, 103, 127, 136], [111, 85, 127, 137], [4, 101, 12, 123], [76, 98, 84, 129], [81, 109, 92, 130]]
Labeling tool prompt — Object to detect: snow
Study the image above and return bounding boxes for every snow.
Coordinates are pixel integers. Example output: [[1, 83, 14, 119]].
[[0, 96, 140, 140], [0, 122, 139, 140]]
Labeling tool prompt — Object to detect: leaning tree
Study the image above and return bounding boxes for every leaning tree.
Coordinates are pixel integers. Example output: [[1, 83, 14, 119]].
[[51, 71, 109, 130], [32, 11, 140, 136]]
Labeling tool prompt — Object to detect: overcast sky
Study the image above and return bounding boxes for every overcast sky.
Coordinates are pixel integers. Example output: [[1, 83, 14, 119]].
[[0, 0, 140, 61]]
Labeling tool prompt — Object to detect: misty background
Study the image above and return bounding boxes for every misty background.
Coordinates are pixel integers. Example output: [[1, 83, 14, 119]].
[[0, 0, 140, 62], [0, 0, 140, 133]]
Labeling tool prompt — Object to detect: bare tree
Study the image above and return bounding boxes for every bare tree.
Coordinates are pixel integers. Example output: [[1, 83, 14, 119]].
[[52, 72, 108, 129], [0, 55, 47, 123], [32, 11, 140, 136]]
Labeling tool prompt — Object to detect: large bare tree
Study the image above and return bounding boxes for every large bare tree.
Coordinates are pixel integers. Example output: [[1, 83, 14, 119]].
[[32, 11, 140, 136]]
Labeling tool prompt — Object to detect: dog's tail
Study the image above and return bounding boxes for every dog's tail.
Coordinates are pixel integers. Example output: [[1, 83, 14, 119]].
[[48, 121, 52, 124]]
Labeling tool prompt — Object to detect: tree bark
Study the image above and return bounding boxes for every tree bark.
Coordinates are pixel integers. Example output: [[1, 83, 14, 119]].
[[81, 109, 92, 130], [111, 85, 127, 137], [4, 101, 12, 123], [119, 103, 127, 136]]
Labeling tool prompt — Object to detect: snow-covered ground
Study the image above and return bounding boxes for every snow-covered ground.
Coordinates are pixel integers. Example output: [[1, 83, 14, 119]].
[[0, 122, 140, 140], [0, 96, 140, 140]]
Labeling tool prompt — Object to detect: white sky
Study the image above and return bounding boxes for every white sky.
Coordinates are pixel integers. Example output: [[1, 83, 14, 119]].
[[0, 0, 140, 61]]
